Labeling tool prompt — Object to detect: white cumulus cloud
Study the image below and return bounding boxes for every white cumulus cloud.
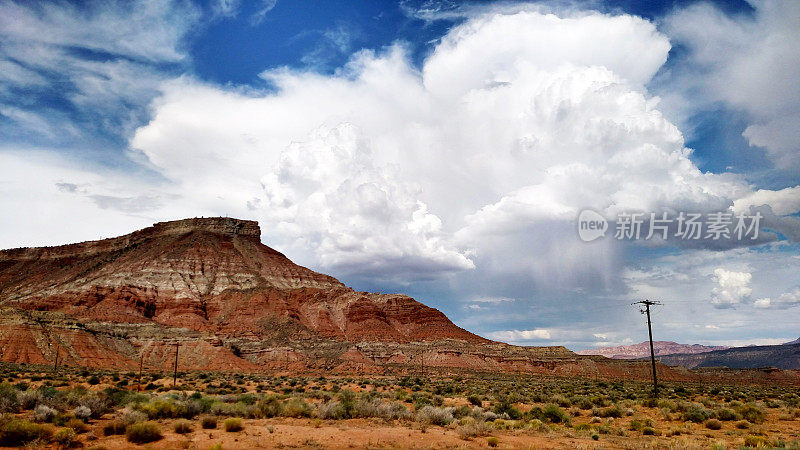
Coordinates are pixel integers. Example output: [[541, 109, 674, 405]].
[[257, 123, 474, 278], [486, 329, 552, 342], [753, 287, 800, 309], [733, 186, 800, 216], [711, 268, 752, 308]]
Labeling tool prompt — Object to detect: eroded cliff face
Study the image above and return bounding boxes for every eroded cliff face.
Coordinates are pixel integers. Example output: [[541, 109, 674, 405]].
[[0, 218, 485, 343], [2, 218, 795, 385], [0, 218, 503, 373]]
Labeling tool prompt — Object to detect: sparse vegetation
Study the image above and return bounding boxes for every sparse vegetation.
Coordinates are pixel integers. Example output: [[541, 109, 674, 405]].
[[201, 415, 218, 429], [223, 417, 243, 432], [53, 427, 77, 446], [0, 363, 796, 448], [102, 420, 127, 436], [415, 405, 453, 426], [174, 418, 193, 434], [125, 421, 162, 443], [0, 416, 53, 446]]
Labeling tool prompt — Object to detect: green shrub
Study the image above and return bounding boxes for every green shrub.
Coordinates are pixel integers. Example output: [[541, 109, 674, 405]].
[[597, 406, 623, 418], [73, 405, 92, 421], [316, 401, 345, 420], [456, 421, 491, 440], [201, 416, 218, 429], [102, 420, 127, 436], [552, 395, 572, 407], [743, 435, 767, 447], [642, 426, 660, 436], [64, 418, 90, 434], [236, 394, 257, 405], [629, 418, 654, 431], [589, 395, 612, 408], [735, 419, 750, 429], [339, 390, 357, 417], [575, 397, 594, 410], [467, 395, 482, 406], [493, 401, 522, 420], [0, 417, 53, 446], [223, 417, 243, 432], [0, 384, 20, 412], [37, 385, 58, 399], [34, 404, 57, 423], [138, 398, 183, 419], [682, 407, 712, 423], [17, 390, 41, 410], [173, 419, 192, 434], [125, 421, 162, 443], [79, 394, 111, 418], [121, 409, 148, 425], [256, 396, 283, 418], [736, 404, 765, 424], [542, 404, 569, 424], [282, 398, 312, 418], [714, 408, 740, 421], [487, 436, 499, 447], [705, 419, 722, 430], [53, 427, 77, 446], [453, 405, 472, 419], [415, 406, 453, 426]]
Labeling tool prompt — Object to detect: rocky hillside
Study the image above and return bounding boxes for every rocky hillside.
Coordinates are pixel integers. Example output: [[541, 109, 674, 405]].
[[577, 341, 728, 359], [0, 218, 573, 373], [0, 217, 479, 344], [1, 217, 797, 386]]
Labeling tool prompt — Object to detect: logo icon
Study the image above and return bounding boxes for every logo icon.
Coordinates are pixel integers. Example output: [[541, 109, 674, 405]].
[[578, 209, 608, 242]]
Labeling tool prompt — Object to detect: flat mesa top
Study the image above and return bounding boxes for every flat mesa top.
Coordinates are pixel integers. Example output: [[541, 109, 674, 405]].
[[0, 217, 262, 257], [150, 217, 261, 237]]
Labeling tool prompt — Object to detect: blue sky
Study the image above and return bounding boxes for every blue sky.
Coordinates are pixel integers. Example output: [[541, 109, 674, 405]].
[[1, 0, 799, 350]]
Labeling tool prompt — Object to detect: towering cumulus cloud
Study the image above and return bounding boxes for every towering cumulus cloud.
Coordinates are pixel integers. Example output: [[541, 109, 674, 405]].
[[130, 10, 771, 285]]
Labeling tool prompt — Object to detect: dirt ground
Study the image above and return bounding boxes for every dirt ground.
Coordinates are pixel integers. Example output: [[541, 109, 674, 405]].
[[8, 407, 794, 450], [1, 366, 798, 449]]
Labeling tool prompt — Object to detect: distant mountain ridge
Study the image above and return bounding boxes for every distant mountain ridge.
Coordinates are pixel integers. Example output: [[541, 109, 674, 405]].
[[658, 342, 800, 370], [577, 341, 728, 359]]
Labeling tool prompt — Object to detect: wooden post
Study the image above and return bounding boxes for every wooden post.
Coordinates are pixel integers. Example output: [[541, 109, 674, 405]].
[[173, 342, 179, 388], [138, 353, 144, 391], [53, 341, 60, 373]]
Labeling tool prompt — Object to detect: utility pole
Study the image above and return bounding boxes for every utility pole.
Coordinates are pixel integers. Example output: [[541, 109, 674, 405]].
[[53, 341, 60, 373], [420, 349, 424, 379], [633, 300, 662, 396], [137, 353, 144, 391], [173, 342, 180, 388], [138, 340, 152, 392]]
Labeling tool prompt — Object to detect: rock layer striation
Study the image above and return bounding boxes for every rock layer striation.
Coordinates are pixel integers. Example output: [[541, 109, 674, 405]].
[[1, 218, 797, 385]]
